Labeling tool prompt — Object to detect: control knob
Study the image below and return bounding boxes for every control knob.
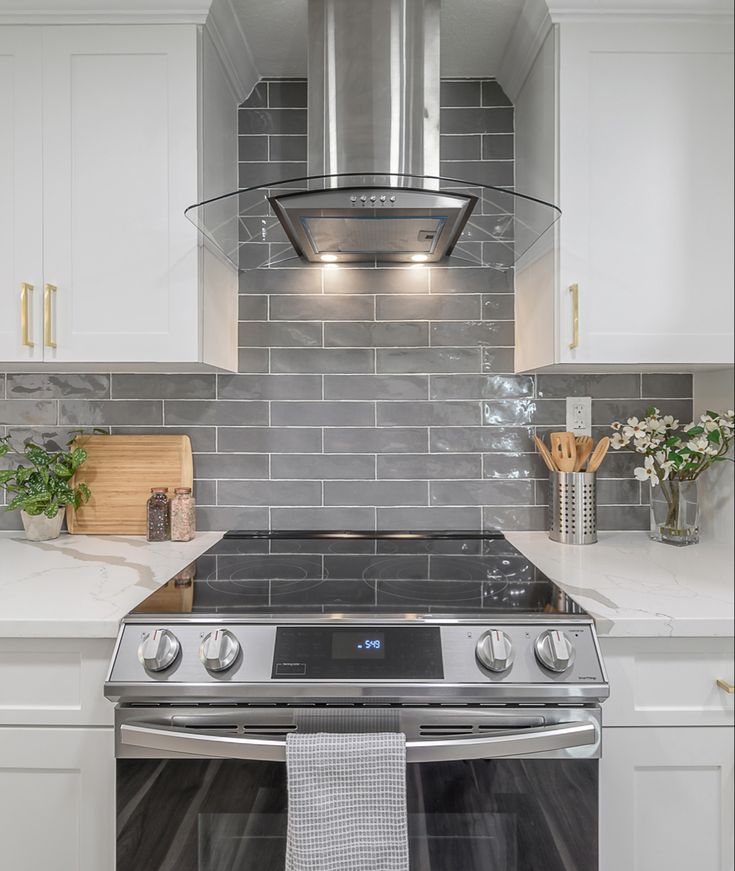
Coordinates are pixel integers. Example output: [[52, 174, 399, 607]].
[[476, 629, 513, 673], [199, 629, 240, 673], [535, 629, 575, 673], [138, 628, 180, 672]]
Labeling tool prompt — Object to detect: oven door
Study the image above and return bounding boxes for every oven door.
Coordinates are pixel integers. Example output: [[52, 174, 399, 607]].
[[116, 706, 600, 871]]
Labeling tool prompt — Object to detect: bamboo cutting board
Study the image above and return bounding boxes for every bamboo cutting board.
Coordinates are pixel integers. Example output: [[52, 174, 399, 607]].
[[66, 435, 193, 535]]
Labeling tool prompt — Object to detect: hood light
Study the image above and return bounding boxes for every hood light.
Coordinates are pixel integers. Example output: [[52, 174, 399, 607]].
[[320, 254, 338, 262], [410, 254, 428, 262]]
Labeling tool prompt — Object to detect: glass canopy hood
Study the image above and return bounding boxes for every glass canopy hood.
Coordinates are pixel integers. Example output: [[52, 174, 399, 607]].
[[184, 172, 561, 272]]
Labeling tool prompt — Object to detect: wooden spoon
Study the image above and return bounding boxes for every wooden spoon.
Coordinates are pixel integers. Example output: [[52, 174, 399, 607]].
[[533, 435, 557, 472], [550, 431, 577, 472], [587, 436, 611, 473], [574, 435, 594, 471]]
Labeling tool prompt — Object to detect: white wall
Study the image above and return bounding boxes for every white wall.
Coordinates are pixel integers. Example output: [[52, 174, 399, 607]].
[[694, 368, 734, 544]]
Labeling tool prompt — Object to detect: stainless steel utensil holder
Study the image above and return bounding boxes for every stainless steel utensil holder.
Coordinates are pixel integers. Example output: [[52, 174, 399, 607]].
[[549, 472, 597, 545]]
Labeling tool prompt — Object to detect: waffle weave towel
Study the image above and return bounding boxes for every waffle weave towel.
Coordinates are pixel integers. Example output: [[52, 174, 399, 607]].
[[285, 732, 409, 871]]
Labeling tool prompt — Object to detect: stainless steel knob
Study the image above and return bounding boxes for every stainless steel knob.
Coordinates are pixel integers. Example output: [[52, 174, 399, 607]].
[[476, 630, 514, 673], [535, 629, 575, 673], [138, 628, 180, 672], [199, 629, 240, 673]]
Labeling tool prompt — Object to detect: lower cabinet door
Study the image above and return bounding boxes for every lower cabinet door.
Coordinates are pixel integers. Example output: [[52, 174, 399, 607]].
[[601, 727, 734, 871], [0, 727, 114, 871]]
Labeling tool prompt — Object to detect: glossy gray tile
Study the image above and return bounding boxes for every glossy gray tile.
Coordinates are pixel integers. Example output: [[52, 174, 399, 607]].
[[324, 375, 427, 400], [7, 374, 110, 400], [111, 374, 213, 400], [218, 375, 321, 401], [272, 454, 375, 480], [325, 322, 429, 348], [324, 427, 428, 454], [325, 480, 428, 506], [377, 453, 481, 479]]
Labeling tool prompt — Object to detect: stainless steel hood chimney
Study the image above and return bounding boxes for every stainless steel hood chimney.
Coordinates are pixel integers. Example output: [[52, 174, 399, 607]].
[[184, 0, 561, 271], [269, 0, 476, 264]]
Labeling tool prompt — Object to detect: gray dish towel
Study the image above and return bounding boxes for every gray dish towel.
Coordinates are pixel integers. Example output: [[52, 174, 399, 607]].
[[285, 732, 409, 871]]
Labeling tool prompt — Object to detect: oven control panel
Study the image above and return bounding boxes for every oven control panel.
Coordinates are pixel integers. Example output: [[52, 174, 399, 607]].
[[107, 620, 606, 701]]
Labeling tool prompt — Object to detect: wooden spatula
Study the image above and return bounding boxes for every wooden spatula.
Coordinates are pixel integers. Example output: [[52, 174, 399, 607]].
[[550, 432, 577, 472], [587, 436, 611, 473], [574, 435, 594, 471], [533, 435, 557, 472]]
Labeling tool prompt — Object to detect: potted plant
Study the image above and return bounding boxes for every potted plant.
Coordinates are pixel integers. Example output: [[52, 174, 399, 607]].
[[0, 435, 92, 541], [610, 407, 734, 546]]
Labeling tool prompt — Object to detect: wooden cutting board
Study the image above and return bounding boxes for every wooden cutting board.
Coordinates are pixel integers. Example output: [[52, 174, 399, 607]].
[[66, 435, 193, 535]]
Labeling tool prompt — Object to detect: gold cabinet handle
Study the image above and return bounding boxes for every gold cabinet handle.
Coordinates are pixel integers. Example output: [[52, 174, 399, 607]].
[[20, 282, 34, 348], [716, 679, 734, 695], [568, 283, 580, 350], [44, 283, 57, 349]]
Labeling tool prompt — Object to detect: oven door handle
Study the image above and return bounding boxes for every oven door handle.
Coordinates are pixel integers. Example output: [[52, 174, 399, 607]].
[[120, 720, 598, 763]]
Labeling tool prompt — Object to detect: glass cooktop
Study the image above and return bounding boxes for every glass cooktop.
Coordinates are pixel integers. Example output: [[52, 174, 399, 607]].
[[131, 531, 586, 618]]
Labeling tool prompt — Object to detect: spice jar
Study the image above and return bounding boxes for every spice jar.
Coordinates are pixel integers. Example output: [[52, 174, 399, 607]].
[[171, 487, 196, 542], [146, 487, 170, 542]]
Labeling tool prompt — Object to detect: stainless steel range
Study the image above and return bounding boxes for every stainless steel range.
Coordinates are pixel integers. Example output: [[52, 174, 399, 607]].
[[106, 530, 608, 870]]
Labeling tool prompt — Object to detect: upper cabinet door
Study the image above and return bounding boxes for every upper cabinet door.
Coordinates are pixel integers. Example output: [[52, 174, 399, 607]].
[[41, 26, 201, 363], [558, 22, 734, 366], [0, 28, 43, 362]]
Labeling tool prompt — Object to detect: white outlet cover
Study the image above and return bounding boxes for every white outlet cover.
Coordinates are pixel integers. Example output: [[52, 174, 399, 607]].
[[566, 396, 592, 436]]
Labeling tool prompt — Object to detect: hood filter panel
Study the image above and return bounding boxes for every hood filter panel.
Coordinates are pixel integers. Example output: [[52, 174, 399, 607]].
[[269, 186, 476, 264]]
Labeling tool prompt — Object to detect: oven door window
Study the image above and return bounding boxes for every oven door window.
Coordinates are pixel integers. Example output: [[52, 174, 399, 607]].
[[118, 758, 597, 871]]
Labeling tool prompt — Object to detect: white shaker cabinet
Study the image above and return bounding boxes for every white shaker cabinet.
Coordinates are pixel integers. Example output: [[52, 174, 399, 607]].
[[0, 637, 116, 871], [513, 21, 734, 372], [0, 23, 242, 369], [601, 727, 734, 871], [0, 28, 43, 363], [599, 636, 735, 871], [0, 727, 115, 871]]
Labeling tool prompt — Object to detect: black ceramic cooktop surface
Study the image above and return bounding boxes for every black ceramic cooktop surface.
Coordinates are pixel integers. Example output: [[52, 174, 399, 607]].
[[131, 530, 586, 618]]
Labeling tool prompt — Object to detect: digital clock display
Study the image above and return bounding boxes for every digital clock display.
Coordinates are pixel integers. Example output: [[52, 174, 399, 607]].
[[331, 631, 386, 660]]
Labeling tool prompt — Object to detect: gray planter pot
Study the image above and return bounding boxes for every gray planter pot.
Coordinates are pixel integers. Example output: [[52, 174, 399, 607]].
[[20, 509, 65, 541]]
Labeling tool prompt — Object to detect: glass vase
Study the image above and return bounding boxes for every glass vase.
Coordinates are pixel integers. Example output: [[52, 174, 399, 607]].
[[650, 479, 699, 546]]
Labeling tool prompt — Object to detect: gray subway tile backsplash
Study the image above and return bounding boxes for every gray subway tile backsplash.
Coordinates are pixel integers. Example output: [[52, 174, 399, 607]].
[[0, 78, 693, 533]]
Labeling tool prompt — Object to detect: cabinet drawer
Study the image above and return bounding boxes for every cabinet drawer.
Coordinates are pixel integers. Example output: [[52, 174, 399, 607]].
[[0, 638, 115, 726], [601, 637, 735, 727]]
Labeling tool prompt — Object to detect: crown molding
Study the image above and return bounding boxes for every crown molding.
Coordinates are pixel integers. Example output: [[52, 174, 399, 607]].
[[497, 0, 552, 103], [205, 0, 259, 102], [546, 0, 733, 19], [0, 1, 211, 25]]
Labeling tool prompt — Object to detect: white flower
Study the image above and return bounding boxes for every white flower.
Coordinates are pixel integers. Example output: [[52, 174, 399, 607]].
[[611, 421, 622, 431], [633, 433, 653, 451], [623, 417, 646, 440], [634, 456, 660, 486], [611, 432, 627, 449], [646, 418, 667, 435], [687, 436, 709, 454], [662, 415, 679, 430]]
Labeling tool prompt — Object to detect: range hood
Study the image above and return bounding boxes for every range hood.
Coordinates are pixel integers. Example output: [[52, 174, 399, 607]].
[[184, 0, 560, 270]]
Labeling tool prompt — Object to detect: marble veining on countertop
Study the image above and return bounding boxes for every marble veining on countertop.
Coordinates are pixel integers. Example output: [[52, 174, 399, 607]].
[[506, 531, 734, 638], [0, 530, 223, 638]]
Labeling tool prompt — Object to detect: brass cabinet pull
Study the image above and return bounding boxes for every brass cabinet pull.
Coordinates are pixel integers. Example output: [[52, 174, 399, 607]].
[[716, 679, 734, 695], [568, 283, 580, 350], [44, 283, 57, 349], [20, 283, 34, 348]]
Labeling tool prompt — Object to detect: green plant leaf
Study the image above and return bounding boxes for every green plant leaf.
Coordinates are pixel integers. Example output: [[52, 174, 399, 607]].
[[686, 426, 705, 436], [707, 430, 721, 444]]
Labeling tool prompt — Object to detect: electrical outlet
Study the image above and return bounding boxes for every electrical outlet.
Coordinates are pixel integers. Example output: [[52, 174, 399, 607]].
[[566, 396, 592, 436]]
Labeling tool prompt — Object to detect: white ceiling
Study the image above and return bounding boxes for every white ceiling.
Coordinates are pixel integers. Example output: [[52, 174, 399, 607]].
[[231, 0, 525, 79]]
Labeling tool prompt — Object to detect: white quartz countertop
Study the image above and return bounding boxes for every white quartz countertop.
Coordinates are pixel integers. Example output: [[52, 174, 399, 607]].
[[0, 530, 223, 638], [2, 529, 732, 640], [506, 531, 734, 638]]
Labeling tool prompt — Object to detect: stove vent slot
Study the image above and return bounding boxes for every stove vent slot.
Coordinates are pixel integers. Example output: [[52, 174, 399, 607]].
[[182, 723, 239, 732], [419, 724, 476, 737], [241, 724, 298, 738]]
